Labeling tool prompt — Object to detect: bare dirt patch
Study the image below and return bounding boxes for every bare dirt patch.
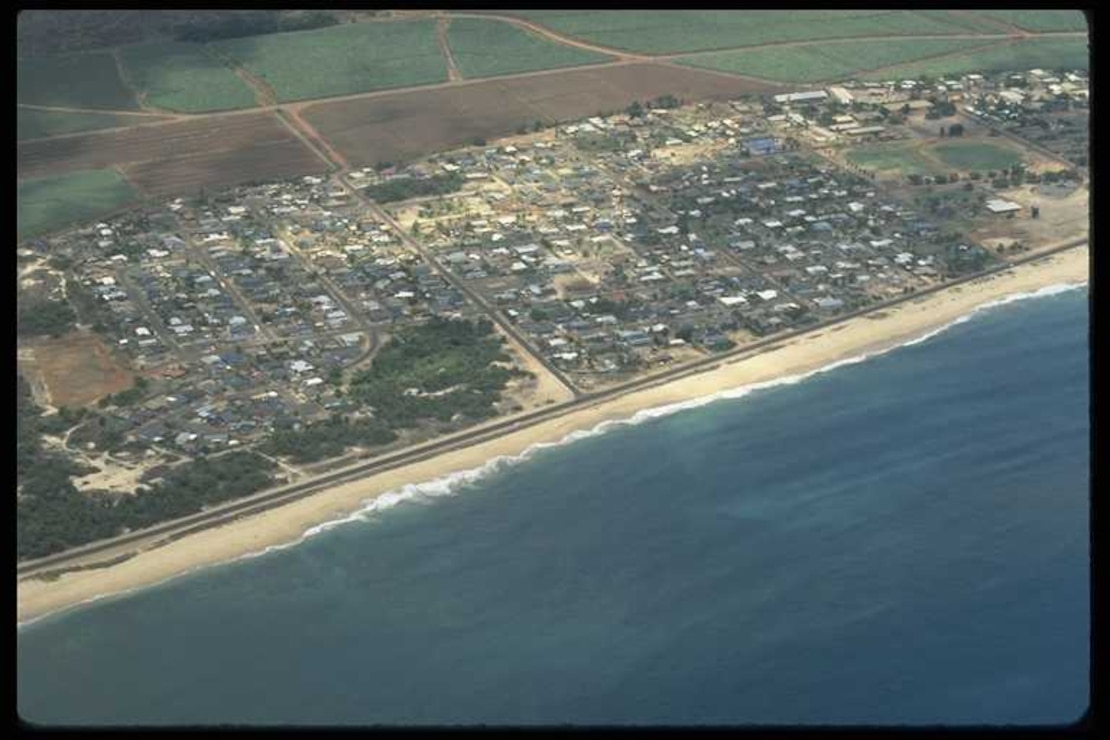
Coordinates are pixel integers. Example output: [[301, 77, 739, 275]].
[[303, 62, 785, 167], [967, 181, 1088, 252], [26, 332, 135, 408]]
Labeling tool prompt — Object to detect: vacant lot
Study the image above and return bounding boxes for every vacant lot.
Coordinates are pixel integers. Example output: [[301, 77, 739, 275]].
[[213, 19, 447, 102], [446, 18, 612, 79], [304, 63, 782, 167], [18, 108, 171, 141], [968, 10, 1087, 32], [931, 141, 1022, 172], [513, 10, 998, 54], [18, 51, 140, 110], [18, 169, 137, 240], [678, 37, 996, 83], [26, 332, 135, 409], [860, 37, 1088, 80], [116, 41, 258, 113]]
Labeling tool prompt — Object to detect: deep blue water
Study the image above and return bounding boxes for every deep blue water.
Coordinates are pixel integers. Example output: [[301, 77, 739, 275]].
[[18, 288, 1089, 726]]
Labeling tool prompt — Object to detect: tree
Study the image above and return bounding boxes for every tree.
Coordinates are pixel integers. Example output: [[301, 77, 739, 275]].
[[939, 126, 946, 137], [626, 100, 645, 119], [948, 123, 964, 137], [901, 103, 911, 116]]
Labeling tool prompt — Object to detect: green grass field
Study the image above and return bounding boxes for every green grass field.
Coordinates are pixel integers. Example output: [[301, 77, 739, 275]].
[[861, 37, 1088, 80], [18, 169, 138, 241], [446, 18, 612, 79], [514, 10, 998, 54], [212, 20, 447, 103], [678, 37, 996, 83], [116, 42, 258, 113], [968, 10, 1088, 33], [17, 108, 168, 141], [931, 141, 1021, 172], [18, 52, 140, 110], [846, 143, 942, 177]]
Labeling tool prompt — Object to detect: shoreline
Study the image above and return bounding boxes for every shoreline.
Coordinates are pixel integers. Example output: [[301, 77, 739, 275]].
[[17, 246, 1089, 626]]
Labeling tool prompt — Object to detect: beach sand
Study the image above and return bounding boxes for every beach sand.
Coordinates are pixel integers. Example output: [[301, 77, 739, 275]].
[[17, 246, 1089, 624]]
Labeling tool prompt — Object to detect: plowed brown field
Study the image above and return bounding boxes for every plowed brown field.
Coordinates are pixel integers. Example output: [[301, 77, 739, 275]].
[[18, 113, 327, 197], [302, 63, 784, 167]]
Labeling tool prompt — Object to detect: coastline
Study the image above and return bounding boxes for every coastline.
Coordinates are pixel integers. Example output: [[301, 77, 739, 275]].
[[17, 245, 1089, 626]]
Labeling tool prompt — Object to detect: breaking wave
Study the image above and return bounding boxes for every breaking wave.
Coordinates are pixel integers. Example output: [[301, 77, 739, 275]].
[[243, 279, 1088, 556], [19, 279, 1085, 628]]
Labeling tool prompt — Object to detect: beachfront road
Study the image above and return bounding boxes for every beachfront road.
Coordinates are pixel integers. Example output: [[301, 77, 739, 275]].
[[17, 239, 1087, 582]]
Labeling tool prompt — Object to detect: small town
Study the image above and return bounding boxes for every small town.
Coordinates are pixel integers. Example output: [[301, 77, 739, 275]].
[[17, 65, 1088, 538]]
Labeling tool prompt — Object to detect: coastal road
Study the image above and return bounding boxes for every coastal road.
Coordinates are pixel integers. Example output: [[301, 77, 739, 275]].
[[17, 238, 1086, 582]]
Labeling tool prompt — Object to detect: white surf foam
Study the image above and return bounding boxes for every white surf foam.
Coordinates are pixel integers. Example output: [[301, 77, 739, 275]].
[[247, 279, 1088, 553], [19, 279, 1086, 627]]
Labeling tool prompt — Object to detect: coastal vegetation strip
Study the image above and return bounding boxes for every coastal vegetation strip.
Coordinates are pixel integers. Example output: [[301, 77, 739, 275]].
[[16, 244, 1088, 586], [446, 18, 614, 79], [210, 19, 449, 103], [510, 10, 1004, 55], [676, 37, 998, 84], [18, 374, 277, 562], [115, 41, 258, 113], [18, 51, 141, 110], [17, 108, 171, 142], [18, 169, 138, 240]]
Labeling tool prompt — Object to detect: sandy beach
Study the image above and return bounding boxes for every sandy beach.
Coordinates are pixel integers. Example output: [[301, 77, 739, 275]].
[[17, 246, 1089, 625]]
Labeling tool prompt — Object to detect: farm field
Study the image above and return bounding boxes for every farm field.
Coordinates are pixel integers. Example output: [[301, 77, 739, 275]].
[[19, 112, 303, 180], [23, 332, 135, 409], [446, 18, 612, 79], [18, 51, 140, 110], [860, 37, 1088, 80], [116, 41, 258, 113], [122, 139, 329, 198], [302, 62, 783, 167], [212, 19, 448, 103], [18, 169, 137, 240], [512, 10, 1001, 54], [678, 37, 997, 83], [931, 141, 1022, 172], [968, 10, 1088, 32], [17, 108, 171, 142], [18, 112, 326, 200]]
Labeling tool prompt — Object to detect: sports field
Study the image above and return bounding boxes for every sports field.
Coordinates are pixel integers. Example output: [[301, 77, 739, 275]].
[[846, 143, 942, 177], [861, 37, 1088, 80], [18, 108, 169, 142], [18, 51, 139, 110], [18, 169, 137, 240], [446, 18, 612, 79], [212, 20, 448, 103], [514, 10, 1000, 54], [847, 140, 1022, 178], [678, 37, 996, 83], [117, 42, 258, 113], [931, 141, 1022, 172]]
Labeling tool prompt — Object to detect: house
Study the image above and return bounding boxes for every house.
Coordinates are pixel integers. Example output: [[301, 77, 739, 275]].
[[985, 198, 1022, 214]]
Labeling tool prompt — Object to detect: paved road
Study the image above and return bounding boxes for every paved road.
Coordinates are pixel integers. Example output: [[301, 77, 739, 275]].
[[18, 239, 1085, 580]]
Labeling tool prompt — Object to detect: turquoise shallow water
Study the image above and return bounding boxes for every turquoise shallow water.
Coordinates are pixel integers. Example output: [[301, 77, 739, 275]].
[[18, 287, 1089, 726]]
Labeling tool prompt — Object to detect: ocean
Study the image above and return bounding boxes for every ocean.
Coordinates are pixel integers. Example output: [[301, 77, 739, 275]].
[[17, 286, 1089, 726]]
